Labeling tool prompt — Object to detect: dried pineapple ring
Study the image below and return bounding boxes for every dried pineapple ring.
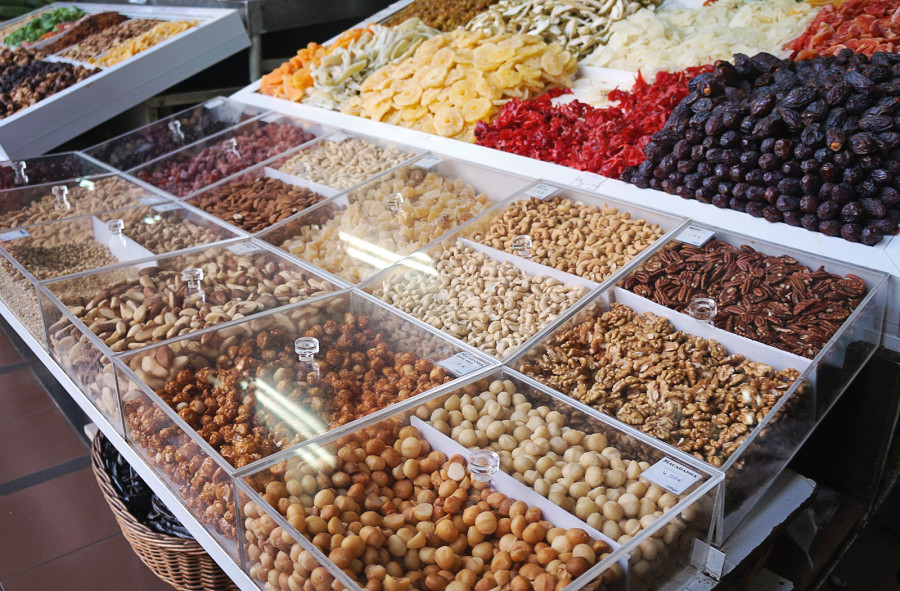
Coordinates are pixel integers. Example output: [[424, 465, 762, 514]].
[[421, 66, 448, 88], [433, 105, 464, 137], [412, 114, 435, 133], [473, 43, 502, 69], [433, 48, 456, 69], [540, 51, 565, 76], [368, 100, 394, 122], [448, 80, 477, 107], [392, 61, 417, 80], [489, 66, 521, 89], [360, 69, 391, 92], [454, 49, 474, 65], [394, 80, 423, 106], [445, 68, 466, 86], [475, 78, 499, 100], [401, 104, 429, 122], [362, 89, 393, 111], [421, 87, 442, 106], [462, 97, 493, 123], [498, 37, 524, 50]]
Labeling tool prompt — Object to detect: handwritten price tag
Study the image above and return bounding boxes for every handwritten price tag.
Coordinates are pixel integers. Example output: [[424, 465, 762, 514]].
[[525, 183, 559, 199], [415, 155, 442, 170], [641, 457, 703, 496], [227, 242, 263, 255], [570, 172, 605, 192], [151, 202, 181, 213]]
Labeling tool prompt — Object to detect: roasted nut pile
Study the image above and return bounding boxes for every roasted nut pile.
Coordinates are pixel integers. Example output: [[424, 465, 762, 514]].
[[61, 18, 160, 62], [466, 0, 655, 59], [125, 396, 237, 538], [192, 176, 325, 233], [145, 313, 451, 468], [243, 425, 619, 591], [40, 11, 128, 54], [0, 48, 96, 119], [0, 176, 154, 229], [386, 0, 500, 32], [135, 122, 316, 197], [50, 249, 334, 352], [429, 381, 705, 578], [474, 196, 666, 282], [621, 240, 868, 358], [521, 303, 804, 467], [278, 137, 416, 191], [372, 241, 588, 358], [276, 167, 493, 283], [103, 206, 228, 254]]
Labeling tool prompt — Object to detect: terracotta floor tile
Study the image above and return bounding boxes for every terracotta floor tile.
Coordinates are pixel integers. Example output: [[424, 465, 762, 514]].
[[0, 330, 23, 368], [0, 467, 118, 579], [0, 406, 88, 486], [1, 534, 175, 591], [0, 368, 54, 425]]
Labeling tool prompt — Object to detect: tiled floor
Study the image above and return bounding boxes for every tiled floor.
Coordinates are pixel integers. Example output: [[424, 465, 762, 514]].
[[0, 321, 173, 591]]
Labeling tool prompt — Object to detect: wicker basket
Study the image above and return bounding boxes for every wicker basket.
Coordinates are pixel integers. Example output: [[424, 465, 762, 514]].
[[90, 434, 239, 591]]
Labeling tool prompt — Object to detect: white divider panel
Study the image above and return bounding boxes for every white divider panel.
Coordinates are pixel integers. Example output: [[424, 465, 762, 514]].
[[90, 215, 157, 269]]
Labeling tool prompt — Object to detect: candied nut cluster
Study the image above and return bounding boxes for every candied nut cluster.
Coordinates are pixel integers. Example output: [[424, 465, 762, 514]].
[[372, 241, 588, 358], [474, 196, 666, 282], [192, 176, 325, 233], [621, 240, 868, 357], [278, 137, 416, 191], [244, 425, 618, 591], [125, 396, 237, 539], [152, 313, 451, 469], [49, 249, 334, 352], [0, 176, 153, 229], [276, 167, 493, 283], [521, 303, 804, 467], [430, 381, 705, 571]]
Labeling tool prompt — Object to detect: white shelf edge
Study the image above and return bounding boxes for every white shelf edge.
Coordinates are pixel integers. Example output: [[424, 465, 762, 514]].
[[0, 300, 260, 591]]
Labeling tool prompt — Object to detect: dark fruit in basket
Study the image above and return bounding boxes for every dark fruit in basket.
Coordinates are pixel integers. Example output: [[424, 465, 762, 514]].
[[860, 227, 882, 246], [841, 223, 863, 242], [801, 214, 819, 231], [859, 115, 893, 133], [861, 198, 887, 218], [820, 220, 841, 236], [841, 201, 865, 223], [826, 128, 846, 151], [848, 132, 879, 155]]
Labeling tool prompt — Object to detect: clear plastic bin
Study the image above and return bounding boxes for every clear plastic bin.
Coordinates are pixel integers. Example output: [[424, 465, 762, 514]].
[[113, 290, 496, 476], [235, 368, 722, 591], [0, 152, 110, 192], [83, 97, 269, 171], [258, 154, 532, 285], [0, 173, 164, 231], [128, 114, 334, 198]]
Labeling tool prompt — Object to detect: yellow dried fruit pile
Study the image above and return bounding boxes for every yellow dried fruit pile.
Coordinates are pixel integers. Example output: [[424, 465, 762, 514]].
[[342, 29, 577, 142]]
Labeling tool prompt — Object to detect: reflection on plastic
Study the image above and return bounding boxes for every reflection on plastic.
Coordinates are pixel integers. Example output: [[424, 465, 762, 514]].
[[52, 185, 70, 212]]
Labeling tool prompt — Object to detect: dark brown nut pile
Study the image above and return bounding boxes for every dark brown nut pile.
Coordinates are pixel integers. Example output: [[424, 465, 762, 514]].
[[152, 313, 452, 469], [620, 240, 868, 357], [104, 206, 228, 254], [1, 176, 152, 229], [51, 249, 334, 352], [474, 196, 666, 282], [192, 176, 325, 233], [521, 303, 804, 467], [243, 425, 618, 591], [386, 0, 499, 31], [125, 397, 237, 539], [41, 11, 128, 54], [61, 18, 159, 62]]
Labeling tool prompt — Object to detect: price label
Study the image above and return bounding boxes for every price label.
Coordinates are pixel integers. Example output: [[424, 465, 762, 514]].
[[641, 457, 703, 496], [328, 132, 350, 143], [0, 228, 29, 241], [415, 155, 442, 170], [570, 172, 605, 192], [227, 242, 263, 255], [152, 202, 180, 213], [524, 183, 559, 199], [675, 225, 715, 247], [204, 98, 225, 109], [437, 352, 490, 377]]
